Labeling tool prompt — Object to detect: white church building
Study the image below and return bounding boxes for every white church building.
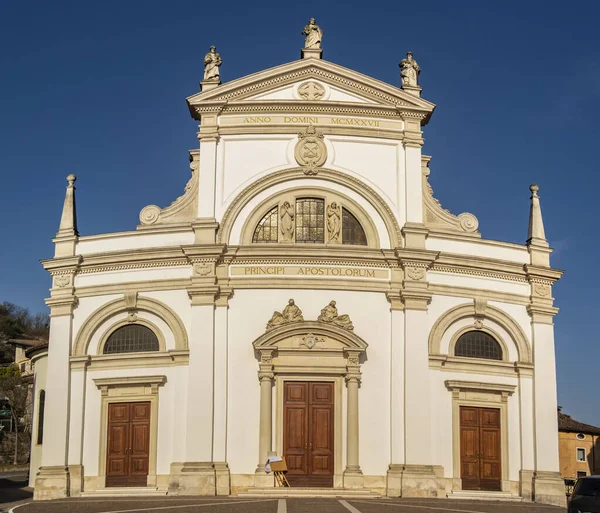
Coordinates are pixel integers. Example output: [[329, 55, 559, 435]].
[[29, 22, 566, 506]]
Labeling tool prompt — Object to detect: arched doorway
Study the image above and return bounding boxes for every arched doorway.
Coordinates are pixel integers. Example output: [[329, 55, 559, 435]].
[[252, 321, 368, 489]]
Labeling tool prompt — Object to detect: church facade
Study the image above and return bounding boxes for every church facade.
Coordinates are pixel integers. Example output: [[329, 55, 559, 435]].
[[29, 25, 566, 506]]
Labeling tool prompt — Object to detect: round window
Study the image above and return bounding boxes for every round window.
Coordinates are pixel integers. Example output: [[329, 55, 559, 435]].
[[576, 433, 585, 440]]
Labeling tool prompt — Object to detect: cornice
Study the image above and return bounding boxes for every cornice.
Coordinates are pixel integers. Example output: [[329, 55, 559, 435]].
[[187, 59, 435, 119]]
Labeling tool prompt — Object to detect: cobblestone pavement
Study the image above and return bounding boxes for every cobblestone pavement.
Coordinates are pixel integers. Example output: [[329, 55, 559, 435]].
[[6, 496, 567, 513]]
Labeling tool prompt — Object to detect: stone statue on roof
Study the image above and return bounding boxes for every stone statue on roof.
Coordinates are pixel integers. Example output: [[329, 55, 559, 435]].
[[203, 46, 222, 81], [302, 18, 323, 49], [400, 51, 420, 87]]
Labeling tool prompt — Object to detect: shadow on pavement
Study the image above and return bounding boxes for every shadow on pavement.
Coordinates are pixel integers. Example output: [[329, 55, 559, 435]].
[[0, 476, 33, 507]]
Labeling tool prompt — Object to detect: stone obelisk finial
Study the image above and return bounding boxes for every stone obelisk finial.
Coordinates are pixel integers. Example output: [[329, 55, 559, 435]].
[[527, 184, 547, 246], [527, 184, 551, 266], [54, 174, 79, 257]]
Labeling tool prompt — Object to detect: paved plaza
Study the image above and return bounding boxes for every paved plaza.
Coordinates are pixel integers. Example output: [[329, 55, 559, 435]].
[[4, 497, 567, 513]]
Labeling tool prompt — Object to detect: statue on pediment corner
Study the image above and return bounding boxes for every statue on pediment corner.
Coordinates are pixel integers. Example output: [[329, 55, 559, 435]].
[[203, 46, 222, 81], [400, 51, 420, 87], [302, 18, 323, 49], [266, 299, 304, 330], [318, 300, 354, 331]]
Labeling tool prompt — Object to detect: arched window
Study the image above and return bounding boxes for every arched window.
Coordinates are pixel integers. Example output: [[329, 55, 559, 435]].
[[103, 325, 160, 354], [37, 390, 45, 445], [253, 205, 278, 243], [342, 208, 367, 245], [252, 198, 368, 246], [455, 331, 502, 360]]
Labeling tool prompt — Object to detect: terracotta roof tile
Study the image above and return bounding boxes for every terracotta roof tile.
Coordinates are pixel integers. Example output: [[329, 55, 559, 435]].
[[558, 412, 600, 435]]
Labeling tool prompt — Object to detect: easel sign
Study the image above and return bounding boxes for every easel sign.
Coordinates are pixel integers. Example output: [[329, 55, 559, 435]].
[[266, 456, 290, 487]]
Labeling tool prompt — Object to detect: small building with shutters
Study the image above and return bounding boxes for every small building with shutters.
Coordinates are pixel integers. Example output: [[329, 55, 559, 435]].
[[29, 23, 566, 507]]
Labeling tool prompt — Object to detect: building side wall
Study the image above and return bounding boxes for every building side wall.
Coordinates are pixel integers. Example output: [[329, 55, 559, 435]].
[[559, 432, 600, 478]]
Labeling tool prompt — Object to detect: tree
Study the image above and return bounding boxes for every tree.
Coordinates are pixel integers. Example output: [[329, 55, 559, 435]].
[[0, 302, 49, 365], [0, 365, 30, 464]]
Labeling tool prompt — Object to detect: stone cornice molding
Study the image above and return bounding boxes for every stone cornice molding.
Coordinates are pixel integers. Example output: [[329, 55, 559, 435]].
[[187, 58, 435, 122], [45, 295, 78, 317], [444, 380, 517, 396], [94, 375, 167, 396], [217, 167, 402, 247], [73, 295, 189, 356], [429, 302, 532, 363]]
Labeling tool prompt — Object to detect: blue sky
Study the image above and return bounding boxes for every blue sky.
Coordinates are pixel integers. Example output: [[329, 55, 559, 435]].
[[1, 1, 599, 424]]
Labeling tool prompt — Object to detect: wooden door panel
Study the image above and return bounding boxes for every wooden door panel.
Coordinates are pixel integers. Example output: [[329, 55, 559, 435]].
[[460, 406, 502, 492], [106, 402, 150, 487], [283, 381, 334, 487]]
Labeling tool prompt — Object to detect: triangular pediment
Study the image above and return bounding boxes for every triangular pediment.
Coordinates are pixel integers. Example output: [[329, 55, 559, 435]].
[[187, 58, 435, 121]]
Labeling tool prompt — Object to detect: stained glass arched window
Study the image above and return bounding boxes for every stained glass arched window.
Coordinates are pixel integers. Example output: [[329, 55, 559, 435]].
[[103, 325, 160, 354], [342, 208, 367, 245], [295, 198, 325, 243], [455, 331, 502, 360], [253, 206, 279, 243]]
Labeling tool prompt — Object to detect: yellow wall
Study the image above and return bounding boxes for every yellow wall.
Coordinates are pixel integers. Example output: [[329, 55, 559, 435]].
[[559, 431, 600, 479]]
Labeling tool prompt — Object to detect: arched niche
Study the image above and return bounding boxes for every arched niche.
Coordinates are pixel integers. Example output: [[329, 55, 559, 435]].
[[428, 303, 531, 364], [218, 167, 401, 249], [73, 294, 189, 357]]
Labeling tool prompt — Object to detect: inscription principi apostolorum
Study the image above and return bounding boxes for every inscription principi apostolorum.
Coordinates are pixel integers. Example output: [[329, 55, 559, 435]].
[[230, 265, 389, 279]]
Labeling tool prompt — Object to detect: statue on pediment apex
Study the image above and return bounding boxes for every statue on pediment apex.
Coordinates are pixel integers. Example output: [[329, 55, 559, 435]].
[[203, 46, 222, 81], [266, 299, 304, 330], [400, 51, 420, 87], [302, 18, 323, 49]]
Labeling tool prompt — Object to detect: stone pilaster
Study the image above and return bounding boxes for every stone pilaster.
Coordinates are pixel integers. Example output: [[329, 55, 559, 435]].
[[34, 294, 78, 500], [386, 291, 404, 497], [255, 349, 275, 488], [343, 359, 363, 489]]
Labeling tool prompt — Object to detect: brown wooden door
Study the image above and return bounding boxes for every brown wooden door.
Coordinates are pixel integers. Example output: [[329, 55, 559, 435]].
[[283, 382, 334, 487], [106, 402, 151, 487], [460, 406, 501, 491]]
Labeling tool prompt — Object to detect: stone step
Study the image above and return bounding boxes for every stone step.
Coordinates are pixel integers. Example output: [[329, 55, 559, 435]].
[[447, 490, 523, 502], [237, 487, 382, 498], [80, 487, 167, 497]]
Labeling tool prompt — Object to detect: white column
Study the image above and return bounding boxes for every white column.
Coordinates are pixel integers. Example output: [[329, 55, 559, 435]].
[[403, 308, 432, 465], [197, 138, 218, 218], [213, 299, 230, 495], [40, 315, 71, 468], [518, 372, 535, 500], [35, 298, 76, 500], [404, 144, 423, 223], [184, 303, 215, 462], [257, 373, 273, 471], [345, 376, 361, 472], [532, 322, 560, 472], [386, 295, 405, 496], [66, 363, 87, 496]]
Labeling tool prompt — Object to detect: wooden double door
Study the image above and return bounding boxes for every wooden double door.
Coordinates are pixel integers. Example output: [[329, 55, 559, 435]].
[[106, 402, 151, 487], [460, 406, 502, 491], [283, 381, 334, 487]]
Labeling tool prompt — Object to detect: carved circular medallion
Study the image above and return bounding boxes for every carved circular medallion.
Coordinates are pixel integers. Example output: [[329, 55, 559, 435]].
[[458, 213, 479, 232], [294, 125, 327, 170], [297, 81, 326, 101], [54, 275, 71, 288], [140, 205, 160, 225]]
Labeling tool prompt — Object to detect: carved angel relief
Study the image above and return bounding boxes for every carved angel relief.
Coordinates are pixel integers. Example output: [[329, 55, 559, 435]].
[[317, 300, 354, 331], [294, 125, 327, 175], [266, 299, 304, 330], [327, 202, 341, 243]]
